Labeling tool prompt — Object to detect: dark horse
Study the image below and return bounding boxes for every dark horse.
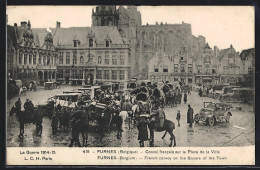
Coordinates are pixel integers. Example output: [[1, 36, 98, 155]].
[[69, 109, 89, 147], [148, 117, 176, 147], [9, 106, 43, 138]]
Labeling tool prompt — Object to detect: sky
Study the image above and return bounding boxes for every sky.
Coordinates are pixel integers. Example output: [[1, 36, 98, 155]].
[[6, 6, 254, 52]]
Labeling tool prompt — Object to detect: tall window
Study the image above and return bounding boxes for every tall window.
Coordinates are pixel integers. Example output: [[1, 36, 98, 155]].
[[66, 52, 70, 64], [65, 69, 70, 76], [181, 64, 185, 73], [96, 70, 102, 79], [33, 55, 36, 64], [89, 55, 94, 63], [112, 70, 117, 80], [188, 78, 193, 84], [73, 52, 77, 65], [163, 66, 168, 72], [154, 66, 158, 72], [80, 56, 84, 64], [89, 38, 93, 47], [174, 64, 179, 72], [188, 64, 192, 73], [72, 70, 77, 78], [112, 53, 117, 65], [29, 54, 32, 64], [120, 53, 125, 65], [19, 53, 22, 64], [57, 69, 63, 78], [98, 56, 102, 64], [43, 56, 47, 65], [120, 70, 125, 80], [39, 55, 42, 64], [24, 54, 27, 65], [197, 65, 202, 73], [47, 56, 50, 65], [79, 70, 83, 79], [105, 52, 109, 65], [104, 70, 109, 79], [106, 41, 109, 47], [205, 66, 210, 74], [59, 52, 63, 64], [212, 66, 217, 74]]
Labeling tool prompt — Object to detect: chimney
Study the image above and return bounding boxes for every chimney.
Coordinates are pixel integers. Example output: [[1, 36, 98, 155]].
[[21, 21, 27, 28], [56, 21, 61, 28]]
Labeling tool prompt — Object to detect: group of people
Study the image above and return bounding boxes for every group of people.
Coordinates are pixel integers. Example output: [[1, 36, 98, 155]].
[[15, 98, 35, 113]]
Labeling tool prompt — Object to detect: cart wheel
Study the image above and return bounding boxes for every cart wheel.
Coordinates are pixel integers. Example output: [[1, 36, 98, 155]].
[[207, 117, 215, 126], [194, 114, 200, 123]]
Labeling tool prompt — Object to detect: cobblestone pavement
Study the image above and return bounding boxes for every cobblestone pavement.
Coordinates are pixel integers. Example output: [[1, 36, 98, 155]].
[[6, 85, 255, 147]]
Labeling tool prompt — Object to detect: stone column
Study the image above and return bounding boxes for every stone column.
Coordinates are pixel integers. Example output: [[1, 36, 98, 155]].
[[124, 69, 128, 89]]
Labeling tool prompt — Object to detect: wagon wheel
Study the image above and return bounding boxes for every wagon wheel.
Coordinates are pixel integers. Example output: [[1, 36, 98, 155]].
[[194, 114, 200, 124], [207, 117, 215, 126]]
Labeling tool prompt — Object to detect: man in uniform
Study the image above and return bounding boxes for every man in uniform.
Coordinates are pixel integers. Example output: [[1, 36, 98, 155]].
[[187, 104, 194, 127], [24, 99, 31, 112], [15, 98, 22, 110]]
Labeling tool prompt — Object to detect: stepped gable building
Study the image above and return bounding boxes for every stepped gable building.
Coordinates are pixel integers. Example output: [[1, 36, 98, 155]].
[[7, 5, 254, 87]]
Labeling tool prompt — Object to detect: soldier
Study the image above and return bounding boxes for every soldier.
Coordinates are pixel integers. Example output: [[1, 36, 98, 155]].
[[24, 99, 31, 111], [15, 98, 22, 110], [187, 104, 194, 127], [184, 93, 187, 104], [137, 114, 149, 147], [176, 110, 181, 126], [114, 105, 123, 139], [51, 112, 59, 135]]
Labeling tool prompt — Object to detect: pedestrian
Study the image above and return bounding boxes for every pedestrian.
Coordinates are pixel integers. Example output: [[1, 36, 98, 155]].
[[199, 88, 202, 97], [137, 115, 149, 147], [15, 98, 22, 110], [188, 86, 191, 95], [187, 104, 194, 127], [114, 105, 123, 139], [51, 112, 59, 135], [176, 110, 181, 126], [184, 93, 187, 104]]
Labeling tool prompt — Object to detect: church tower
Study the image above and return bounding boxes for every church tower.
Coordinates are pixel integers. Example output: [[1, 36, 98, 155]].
[[92, 5, 119, 27]]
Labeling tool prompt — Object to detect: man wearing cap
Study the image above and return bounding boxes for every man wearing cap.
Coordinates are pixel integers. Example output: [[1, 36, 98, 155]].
[[15, 98, 22, 110], [137, 114, 149, 147], [24, 99, 31, 112], [187, 104, 194, 127]]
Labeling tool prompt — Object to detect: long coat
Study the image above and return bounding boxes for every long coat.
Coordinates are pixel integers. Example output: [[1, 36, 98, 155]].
[[184, 93, 187, 103], [187, 107, 194, 124], [137, 118, 149, 141]]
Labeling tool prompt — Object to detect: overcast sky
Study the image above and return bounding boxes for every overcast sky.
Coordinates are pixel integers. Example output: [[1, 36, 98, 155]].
[[6, 6, 254, 52]]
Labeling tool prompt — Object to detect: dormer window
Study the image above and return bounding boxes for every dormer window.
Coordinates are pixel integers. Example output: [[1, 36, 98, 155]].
[[106, 41, 109, 47], [74, 41, 77, 47], [89, 39, 93, 47]]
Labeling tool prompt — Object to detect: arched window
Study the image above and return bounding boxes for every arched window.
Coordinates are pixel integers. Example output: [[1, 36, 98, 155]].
[[89, 39, 93, 47], [80, 56, 84, 64], [98, 56, 102, 64], [106, 41, 109, 47]]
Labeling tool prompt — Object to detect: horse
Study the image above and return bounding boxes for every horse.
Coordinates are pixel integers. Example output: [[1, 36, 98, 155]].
[[9, 106, 43, 138], [148, 116, 176, 147], [69, 110, 89, 147]]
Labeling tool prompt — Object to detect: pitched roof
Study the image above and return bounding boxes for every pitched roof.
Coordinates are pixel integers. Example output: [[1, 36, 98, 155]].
[[47, 26, 124, 47], [7, 25, 17, 47], [240, 48, 254, 60]]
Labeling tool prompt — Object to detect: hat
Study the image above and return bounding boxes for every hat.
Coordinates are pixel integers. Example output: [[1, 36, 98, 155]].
[[140, 114, 149, 118], [26, 99, 29, 101], [188, 104, 191, 107]]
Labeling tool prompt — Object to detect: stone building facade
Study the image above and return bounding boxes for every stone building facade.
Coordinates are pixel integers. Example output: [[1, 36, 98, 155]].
[[148, 43, 254, 85], [7, 5, 254, 87]]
